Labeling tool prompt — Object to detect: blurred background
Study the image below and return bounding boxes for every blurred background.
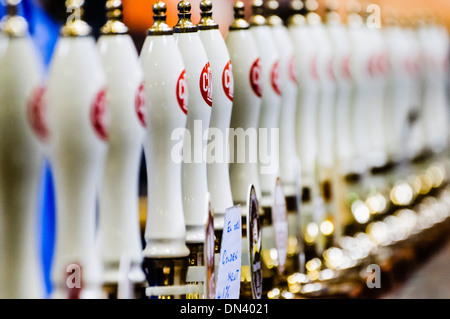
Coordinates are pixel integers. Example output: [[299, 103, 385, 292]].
[[14, 0, 450, 52], [119, 0, 450, 40]]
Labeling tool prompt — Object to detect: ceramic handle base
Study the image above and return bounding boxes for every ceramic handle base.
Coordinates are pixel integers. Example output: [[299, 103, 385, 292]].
[[142, 257, 189, 299]]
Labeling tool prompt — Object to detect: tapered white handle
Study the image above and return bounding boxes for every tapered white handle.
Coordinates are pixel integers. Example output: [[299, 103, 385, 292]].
[[0, 36, 45, 299], [347, 23, 373, 174], [46, 36, 107, 299], [327, 22, 353, 175], [272, 23, 299, 197], [199, 28, 234, 229], [175, 31, 212, 244], [250, 25, 282, 201], [365, 27, 389, 169], [96, 33, 145, 285], [313, 23, 337, 172], [226, 29, 262, 204], [288, 23, 320, 186], [140, 34, 190, 258]]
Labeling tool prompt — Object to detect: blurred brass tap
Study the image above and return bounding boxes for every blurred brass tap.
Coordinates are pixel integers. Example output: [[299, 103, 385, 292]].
[[61, 0, 91, 37], [266, 0, 283, 26], [250, 0, 267, 27], [101, 0, 129, 35], [174, 0, 198, 33], [148, 1, 173, 35], [198, 0, 219, 30], [230, 1, 250, 31], [288, 0, 306, 26], [2, 0, 28, 37]]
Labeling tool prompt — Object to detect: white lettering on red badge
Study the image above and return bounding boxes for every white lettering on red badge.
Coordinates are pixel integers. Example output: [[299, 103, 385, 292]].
[[222, 60, 234, 102], [200, 62, 213, 107], [177, 70, 188, 115]]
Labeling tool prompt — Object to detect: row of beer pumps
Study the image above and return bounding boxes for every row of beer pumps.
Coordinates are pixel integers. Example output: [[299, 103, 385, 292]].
[[0, 0, 449, 299]]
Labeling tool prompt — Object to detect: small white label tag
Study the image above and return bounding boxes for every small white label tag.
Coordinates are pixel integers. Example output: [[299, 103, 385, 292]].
[[215, 205, 242, 299]]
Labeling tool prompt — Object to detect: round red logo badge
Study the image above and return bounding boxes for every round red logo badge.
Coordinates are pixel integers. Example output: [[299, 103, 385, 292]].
[[310, 55, 319, 80], [27, 85, 49, 142], [342, 55, 352, 80], [377, 53, 390, 75], [135, 82, 146, 127], [177, 70, 188, 115], [271, 60, 282, 96], [327, 59, 336, 81], [200, 62, 213, 107], [250, 58, 262, 98], [289, 55, 298, 85], [90, 89, 108, 141], [222, 60, 234, 102]]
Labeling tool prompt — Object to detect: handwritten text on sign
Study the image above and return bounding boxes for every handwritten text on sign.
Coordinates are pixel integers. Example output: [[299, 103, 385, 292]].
[[215, 205, 242, 299]]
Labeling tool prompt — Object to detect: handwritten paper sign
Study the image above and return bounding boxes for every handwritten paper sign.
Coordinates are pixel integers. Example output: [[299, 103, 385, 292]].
[[215, 205, 242, 299], [272, 178, 288, 274]]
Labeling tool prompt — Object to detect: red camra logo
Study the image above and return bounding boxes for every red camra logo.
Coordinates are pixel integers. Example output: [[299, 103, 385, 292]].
[[310, 55, 319, 80], [200, 62, 213, 107], [368, 54, 390, 77], [250, 58, 262, 98], [271, 60, 282, 96], [327, 59, 336, 80], [377, 54, 391, 75], [342, 55, 352, 80], [90, 89, 108, 141], [222, 60, 233, 102], [135, 82, 146, 127], [28, 85, 49, 142], [177, 70, 188, 115]]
